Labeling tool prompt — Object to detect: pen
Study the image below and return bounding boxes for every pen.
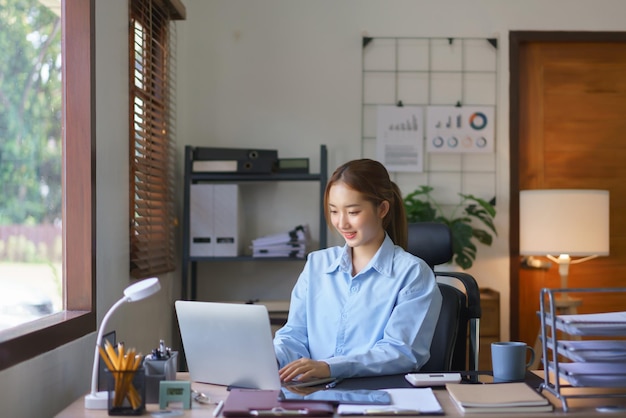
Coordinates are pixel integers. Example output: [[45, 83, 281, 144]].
[[325, 378, 343, 389], [213, 400, 224, 417], [250, 408, 310, 416], [363, 409, 421, 415]]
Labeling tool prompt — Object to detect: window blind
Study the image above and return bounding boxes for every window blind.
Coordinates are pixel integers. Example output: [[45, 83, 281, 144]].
[[129, 0, 184, 278]]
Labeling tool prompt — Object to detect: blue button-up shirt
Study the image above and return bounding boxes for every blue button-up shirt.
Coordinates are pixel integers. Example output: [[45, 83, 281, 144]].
[[273, 234, 442, 378]]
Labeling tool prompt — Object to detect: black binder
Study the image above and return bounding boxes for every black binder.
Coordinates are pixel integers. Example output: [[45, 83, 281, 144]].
[[192, 147, 278, 173]]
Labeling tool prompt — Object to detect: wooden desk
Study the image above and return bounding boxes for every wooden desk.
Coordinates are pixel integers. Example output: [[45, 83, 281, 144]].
[[56, 373, 626, 417]]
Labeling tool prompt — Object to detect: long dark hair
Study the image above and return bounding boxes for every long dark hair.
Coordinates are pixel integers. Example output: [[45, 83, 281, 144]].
[[324, 159, 408, 249]]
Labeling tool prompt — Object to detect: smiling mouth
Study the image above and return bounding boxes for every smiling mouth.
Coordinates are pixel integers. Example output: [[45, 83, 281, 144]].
[[342, 232, 357, 240]]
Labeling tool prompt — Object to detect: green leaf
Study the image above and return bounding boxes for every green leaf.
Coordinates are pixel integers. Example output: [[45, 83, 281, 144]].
[[464, 204, 497, 235], [472, 229, 493, 246]]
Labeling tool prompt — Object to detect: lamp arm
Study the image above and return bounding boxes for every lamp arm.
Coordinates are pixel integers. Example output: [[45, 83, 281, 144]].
[[545, 254, 598, 290], [89, 295, 130, 396], [546, 254, 561, 264], [570, 254, 598, 265]]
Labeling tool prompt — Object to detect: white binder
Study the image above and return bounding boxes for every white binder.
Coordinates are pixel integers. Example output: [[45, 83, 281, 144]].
[[213, 184, 240, 257], [190, 184, 240, 257]]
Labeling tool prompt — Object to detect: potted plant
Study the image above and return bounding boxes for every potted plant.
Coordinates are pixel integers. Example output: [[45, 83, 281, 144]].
[[403, 185, 497, 269]]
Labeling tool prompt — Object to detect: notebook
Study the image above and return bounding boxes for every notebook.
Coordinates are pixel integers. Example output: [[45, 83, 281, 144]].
[[222, 389, 335, 417], [175, 300, 335, 390], [445, 382, 553, 414]]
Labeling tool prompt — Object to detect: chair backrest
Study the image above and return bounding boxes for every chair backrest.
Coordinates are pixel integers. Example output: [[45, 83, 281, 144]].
[[420, 282, 464, 371], [406, 222, 482, 372]]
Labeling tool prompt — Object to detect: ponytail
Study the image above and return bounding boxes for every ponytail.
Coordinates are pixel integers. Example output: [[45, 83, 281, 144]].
[[388, 182, 408, 250]]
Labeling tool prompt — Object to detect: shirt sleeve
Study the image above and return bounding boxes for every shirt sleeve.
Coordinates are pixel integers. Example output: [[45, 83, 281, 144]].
[[273, 259, 312, 368]]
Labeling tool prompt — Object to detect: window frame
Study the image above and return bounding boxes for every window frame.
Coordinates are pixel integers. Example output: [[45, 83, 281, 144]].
[[0, 0, 95, 371]]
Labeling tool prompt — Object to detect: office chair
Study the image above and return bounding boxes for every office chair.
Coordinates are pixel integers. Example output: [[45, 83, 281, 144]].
[[406, 222, 482, 372]]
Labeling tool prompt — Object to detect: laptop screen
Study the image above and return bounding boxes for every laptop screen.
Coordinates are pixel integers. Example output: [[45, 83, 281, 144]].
[[175, 300, 282, 390]]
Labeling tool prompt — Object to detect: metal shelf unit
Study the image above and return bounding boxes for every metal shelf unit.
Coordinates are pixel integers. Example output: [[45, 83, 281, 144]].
[[181, 144, 328, 301], [538, 287, 626, 412]]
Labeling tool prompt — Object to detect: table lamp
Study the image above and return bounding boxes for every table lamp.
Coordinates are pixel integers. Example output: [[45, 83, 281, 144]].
[[519, 189, 610, 292], [84, 277, 161, 409]]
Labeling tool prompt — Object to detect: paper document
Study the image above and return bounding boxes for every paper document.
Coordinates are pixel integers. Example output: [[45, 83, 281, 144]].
[[376, 106, 424, 173], [553, 311, 626, 335], [337, 388, 443, 415], [559, 311, 626, 324], [555, 340, 626, 362], [549, 362, 626, 388], [251, 225, 311, 259]]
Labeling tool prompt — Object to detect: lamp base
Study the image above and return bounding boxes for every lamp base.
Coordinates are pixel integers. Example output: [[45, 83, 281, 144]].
[[84, 391, 109, 409]]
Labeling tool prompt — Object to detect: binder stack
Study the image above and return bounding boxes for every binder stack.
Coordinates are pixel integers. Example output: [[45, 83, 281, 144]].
[[251, 225, 311, 259]]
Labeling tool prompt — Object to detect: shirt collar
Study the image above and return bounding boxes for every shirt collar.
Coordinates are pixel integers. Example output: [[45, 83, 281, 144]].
[[326, 234, 396, 277]]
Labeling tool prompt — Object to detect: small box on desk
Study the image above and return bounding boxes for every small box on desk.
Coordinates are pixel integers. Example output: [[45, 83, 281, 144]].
[[143, 351, 178, 404]]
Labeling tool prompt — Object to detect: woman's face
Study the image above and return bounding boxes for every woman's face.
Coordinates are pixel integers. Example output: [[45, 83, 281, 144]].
[[327, 182, 388, 249]]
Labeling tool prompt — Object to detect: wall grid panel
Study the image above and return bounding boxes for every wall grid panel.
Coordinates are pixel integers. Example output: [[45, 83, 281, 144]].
[[361, 36, 498, 208]]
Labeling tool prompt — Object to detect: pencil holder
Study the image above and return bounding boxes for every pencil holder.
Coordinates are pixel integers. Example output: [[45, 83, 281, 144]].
[[144, 351, 178, 403], [106, 368, 146, 416]]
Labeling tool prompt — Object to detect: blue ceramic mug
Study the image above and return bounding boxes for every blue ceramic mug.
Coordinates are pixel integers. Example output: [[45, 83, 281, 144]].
[[491, 341, 535, 382]]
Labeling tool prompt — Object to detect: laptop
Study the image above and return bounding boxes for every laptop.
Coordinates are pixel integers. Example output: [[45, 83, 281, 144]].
[[175, 300, 283, 390], [175, 300, 335, 390]]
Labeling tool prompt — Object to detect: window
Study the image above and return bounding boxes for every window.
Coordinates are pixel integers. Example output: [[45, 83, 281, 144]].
[[0, 0, 94, 371], [0, 1, 62, 331], [129, 0, 185, 279]]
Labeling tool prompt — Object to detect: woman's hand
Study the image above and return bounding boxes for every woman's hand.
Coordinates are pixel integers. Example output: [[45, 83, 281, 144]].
[[279, 358, 331, 383]]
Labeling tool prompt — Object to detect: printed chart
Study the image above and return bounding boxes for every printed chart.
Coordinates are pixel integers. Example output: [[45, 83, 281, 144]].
[[426, 106, 495, 153], [376, 105, 424, 172]]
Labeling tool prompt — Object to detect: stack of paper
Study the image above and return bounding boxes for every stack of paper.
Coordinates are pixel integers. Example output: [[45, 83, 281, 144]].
[[251, 225, 311, 259], [548, 362, 626, 387], [554, 339, 626, 362], [554, 311, 626, 336], [445, 382, 553, 414]]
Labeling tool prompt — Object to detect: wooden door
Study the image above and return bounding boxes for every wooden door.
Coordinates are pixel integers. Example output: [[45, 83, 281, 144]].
[[510, 32, 626, 347]]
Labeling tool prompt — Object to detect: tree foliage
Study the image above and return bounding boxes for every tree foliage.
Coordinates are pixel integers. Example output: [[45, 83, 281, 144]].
[[0, 0, 61, 225]]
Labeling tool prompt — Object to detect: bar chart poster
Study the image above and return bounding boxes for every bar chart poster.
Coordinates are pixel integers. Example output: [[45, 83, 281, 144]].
[[426, 106, 495, 153], [376, 105, 424, 172]]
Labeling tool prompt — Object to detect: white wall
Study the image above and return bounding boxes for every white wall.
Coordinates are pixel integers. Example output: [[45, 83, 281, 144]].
[[175, 0, 626, 342], [0, 1, 625, 416]]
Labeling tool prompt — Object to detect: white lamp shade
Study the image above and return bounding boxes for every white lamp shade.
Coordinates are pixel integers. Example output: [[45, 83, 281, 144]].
[[123, 277, 161, 301], [520, 189, 610, 256]]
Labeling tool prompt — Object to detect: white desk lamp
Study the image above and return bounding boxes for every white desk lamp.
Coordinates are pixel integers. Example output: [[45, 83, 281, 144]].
[[519, 189, 610, 293], [84, 277, 161, 409]]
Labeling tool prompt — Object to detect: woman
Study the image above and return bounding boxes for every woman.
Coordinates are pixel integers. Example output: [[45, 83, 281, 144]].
[[274, 159, 442, 383]]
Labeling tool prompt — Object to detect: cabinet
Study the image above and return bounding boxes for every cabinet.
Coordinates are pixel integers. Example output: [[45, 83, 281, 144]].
[[181, 144, 328, 301], [477, 288, 500, 370], [538, 287, 626, 412]]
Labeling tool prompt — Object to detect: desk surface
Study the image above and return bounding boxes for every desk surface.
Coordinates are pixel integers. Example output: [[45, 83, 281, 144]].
[[56, 372, 626, 418]]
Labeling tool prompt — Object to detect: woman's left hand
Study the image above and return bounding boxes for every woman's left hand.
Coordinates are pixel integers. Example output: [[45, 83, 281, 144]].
[[279, 358, 331, 383]]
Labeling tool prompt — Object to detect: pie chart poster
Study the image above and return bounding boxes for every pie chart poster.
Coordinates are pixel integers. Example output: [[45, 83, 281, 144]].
[[426, 106, 495, 153]]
